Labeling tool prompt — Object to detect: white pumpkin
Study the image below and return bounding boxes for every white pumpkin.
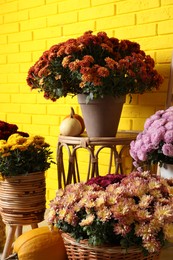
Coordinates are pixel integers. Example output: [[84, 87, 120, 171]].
[[60, 117, 82, 136]]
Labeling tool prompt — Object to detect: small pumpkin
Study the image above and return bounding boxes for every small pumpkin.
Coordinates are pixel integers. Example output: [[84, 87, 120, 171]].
[[13, 226, 67, 260], [60, 107, 85, 136], [66, 107, 85, 134]]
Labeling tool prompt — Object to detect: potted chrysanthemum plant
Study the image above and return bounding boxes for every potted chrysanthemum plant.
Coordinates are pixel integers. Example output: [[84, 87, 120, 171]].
[[47, 172, 173, 260], [130, 106, 173, 178], [0, 133, 54, 226], [26, 31, 163, 137]]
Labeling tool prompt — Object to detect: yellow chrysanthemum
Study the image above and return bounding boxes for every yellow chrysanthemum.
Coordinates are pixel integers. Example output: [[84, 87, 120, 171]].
[[163, 223, 173, 242]]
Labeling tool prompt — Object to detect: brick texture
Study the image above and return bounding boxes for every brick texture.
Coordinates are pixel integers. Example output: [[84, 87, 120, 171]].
[[0, 0, 173, 203]]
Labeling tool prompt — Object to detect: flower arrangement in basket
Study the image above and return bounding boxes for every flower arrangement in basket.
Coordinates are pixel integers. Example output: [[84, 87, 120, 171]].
[[47, 172, 173, 259], [0, 133, 54, 177], [27, 31, 163, 103], [130, 106, 173, 172]]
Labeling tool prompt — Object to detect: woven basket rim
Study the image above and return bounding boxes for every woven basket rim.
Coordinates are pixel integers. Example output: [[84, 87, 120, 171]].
[[0, 171, 45, 182], [61, 232, 153, 254]]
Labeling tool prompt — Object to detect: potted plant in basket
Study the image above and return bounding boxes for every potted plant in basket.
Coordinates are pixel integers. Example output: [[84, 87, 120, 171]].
[[130, 106, 173, 178], [0, 133, 54, 225], [47, 172, 173, 260], [26, 31, 163, 137]]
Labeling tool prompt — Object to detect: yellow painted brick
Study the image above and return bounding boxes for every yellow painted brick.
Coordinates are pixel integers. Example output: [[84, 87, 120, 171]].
[[92, 0, 117, 5], [115, 23, 156, 40], [0, 64, 19, 73], [118, 118, 132, 131], [8, 31, 32, 43], [21, 104, 46, 114], [33, 27, 61, 40], [0, 55, 6, 64], [0, 35, 7, 44], [0, 43, 19, 54], [79, 4, 115, 21], [0, 113, 6, 121], [20, 40, 46, 52], [0, 74, 7, 83], [47, 12, 77, 27], [20, 17, 47, 31], [138, 92, 166, 106], [22, 124, 50, 136], [8, 52, 32, 63], [29, 4, 58, 19], [96, 14, 135, 30], [47, 104, 72, 116], [138, 34, 173, 51], [63, 21, 95, 36], [0, 23, 19, 34], [20, 62, 34, 73], [32, 115, 59, 126], [117, 0, 159, 14], [158, 63, 170, 78], [0, 84, 19, 93], [0, 103, 20, 113], [11, 93, 37, 104], [0, 1, 18, 14], [156, 49, 173, 63], [4, 10, 29, 23], [158, 20, 173, 35], [50, 125, 59, 137], [132, 118, 147, 131], [46, 178, 58, 191], [122, 105, 155, 118], [0, 15, 3, 24], [0, 94, 10, 103], [18, 0, 45, 10], [7, 114, 32, 124], [137, 7, 171, 24], [7, 73, 27, 83], [162, 0, 173, 5], [58, 0, 90, 12]]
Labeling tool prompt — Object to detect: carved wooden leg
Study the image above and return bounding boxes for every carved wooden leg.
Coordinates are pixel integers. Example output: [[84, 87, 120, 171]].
[[1, 225, 17, 260], [31, 223, 38, 229]]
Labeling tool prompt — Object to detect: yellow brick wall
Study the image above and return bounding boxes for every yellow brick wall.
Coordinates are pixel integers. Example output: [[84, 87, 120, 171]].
[[0, 0, 173, 203]]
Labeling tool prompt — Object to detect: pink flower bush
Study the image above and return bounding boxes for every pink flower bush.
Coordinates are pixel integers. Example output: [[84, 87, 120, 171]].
[[130, 107, 173, 171], [26, 31, 163, 103], [47, 172, 173, 254]]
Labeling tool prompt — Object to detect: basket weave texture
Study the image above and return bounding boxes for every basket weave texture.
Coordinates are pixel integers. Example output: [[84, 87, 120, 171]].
[[61, 233, 160, 260], [0, 172, 46, 225]]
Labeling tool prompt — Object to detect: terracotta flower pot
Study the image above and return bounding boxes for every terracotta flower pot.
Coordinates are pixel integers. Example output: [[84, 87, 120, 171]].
[[77, 94, 126, 137]]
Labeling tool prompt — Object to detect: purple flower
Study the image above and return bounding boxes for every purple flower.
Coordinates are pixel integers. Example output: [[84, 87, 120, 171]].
[[155, 110, 165, 116], [137, 146, 148, 161], [130, 106, 173, 169], [142, 133, 151, 144], [149, 118, 167, 130], [165, 121, 173, 130], [150, 126, 165, 144], [164, 130, 173, 143], [162, 111, 173, 119], [144, 118, 154, 129], [162, 143, 173, 157]]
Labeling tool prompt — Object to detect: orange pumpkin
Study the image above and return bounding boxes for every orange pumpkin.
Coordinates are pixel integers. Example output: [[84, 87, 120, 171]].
[[13, 226, 67, 260]]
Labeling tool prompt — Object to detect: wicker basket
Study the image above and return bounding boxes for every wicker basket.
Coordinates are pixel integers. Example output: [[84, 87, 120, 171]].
[[0, 172, 46, 225], [61, 233, 160, 260]]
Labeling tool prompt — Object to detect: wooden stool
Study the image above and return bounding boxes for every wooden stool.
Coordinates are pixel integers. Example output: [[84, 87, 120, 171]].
[[57, 131, 139, 188], [1, 223, 39, 260]]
